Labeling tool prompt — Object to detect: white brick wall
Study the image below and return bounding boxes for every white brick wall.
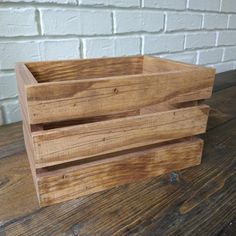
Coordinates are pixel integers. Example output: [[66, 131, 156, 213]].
[[188, 0, 221, 11], [198, 48, 224, 65], [143, 34, 185, 54], [83, 37, 141, 58], [228, 15, 236, 29], [185, 32, 217, 49], [114, 11, 164, 33], [165, 13, 202, 32], [143, 0, 186, 10], [0, 8, 37, 36], [40, 9, 112, 35], [0, 0, 236, 125], [218, 31, 236, 46], [203, 14, 228, 29]]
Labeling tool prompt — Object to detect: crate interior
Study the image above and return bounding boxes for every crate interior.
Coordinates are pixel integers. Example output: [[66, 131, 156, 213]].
[[25, 55, 201, 132], [25, 56, 195, 83]]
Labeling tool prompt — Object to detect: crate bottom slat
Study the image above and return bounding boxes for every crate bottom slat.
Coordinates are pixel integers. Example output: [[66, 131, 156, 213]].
[[30, 137, 203, 207]]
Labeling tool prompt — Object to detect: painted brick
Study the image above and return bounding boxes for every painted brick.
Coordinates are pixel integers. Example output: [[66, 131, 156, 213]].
[[228, 15, 236, 29], [40, 9, 112, 35], [0, 8, 37, 37], [218, 31, 236, 46], [221, 0, 236, 13], [79, 0, 140, 7], [143, 0, 186, 10], [160, 51, 198, 64], [114, 11, 164, 33], [39, 39, 80, 61], [143, 34, 185, 54], [166, 13, 202, 32], [1, 0, 77, 3], [83, 37, 141, 58], [1, 99, 21, 124], [203, 14, 228, 29], [188, 0, 221, 11], [0, 41, 40, 70], [185, 32, 217, 49], [0, 74, 18, 100], [223, 46, 236, 61], [213, 61, 236, 73], [198, 48, 223, 65]]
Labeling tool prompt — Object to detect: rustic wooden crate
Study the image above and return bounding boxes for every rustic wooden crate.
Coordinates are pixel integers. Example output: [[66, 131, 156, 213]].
[[16, 56, 215, 207]]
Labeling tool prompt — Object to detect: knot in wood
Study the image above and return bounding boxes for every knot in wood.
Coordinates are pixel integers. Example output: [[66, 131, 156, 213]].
[[114, 88, 119, 94]]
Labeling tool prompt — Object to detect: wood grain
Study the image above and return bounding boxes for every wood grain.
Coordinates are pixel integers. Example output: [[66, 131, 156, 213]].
[[143, 55, 201, 73], [15, 63, 37, 124], [0, 152, 39, 224], [0, 122, 24, 159], [26, 68, 214, 124], [31, 105, 209, 168], [0, 72, 235, 235], [26, 56, 144, 83], [37, 138, 203, 206]]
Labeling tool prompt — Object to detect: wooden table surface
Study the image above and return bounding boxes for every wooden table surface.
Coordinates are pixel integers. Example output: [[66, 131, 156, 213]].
[[0, 71, 235, 236]]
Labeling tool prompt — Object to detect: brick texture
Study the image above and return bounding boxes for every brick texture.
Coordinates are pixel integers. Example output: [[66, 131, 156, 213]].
[[143, 34, 185, 54], [228, 15, 236, 29], [203, 14, 228, 29], [114, 11, 164, 33], [198, 48, 223, 65], [83, 37, 141, 58], [221, 0, 236, 13], [40, 9, 112, 35], [143, 0, 186, 10], [79, 0, 140, 7], [0, 8, 37, 36], [185, 32, 217, 49], [218, 31, 236, 46], [188, 0, 221, 11], [165, 13, 202, 31]]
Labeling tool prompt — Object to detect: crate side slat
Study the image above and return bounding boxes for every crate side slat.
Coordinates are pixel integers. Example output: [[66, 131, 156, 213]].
[[37, 138, 203, 206], [32, 105, 209, 168], [26, 68, 215, 124]]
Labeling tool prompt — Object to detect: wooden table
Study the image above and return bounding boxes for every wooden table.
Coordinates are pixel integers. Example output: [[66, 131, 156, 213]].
[[0, 71, 235, 236]]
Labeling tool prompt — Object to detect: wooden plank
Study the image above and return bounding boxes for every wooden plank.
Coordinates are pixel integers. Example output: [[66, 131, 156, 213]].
[[143, 55, 202, 73], [15, 63, 38, 124], [26, 68, 214, 124], [26, 56, 144, 83], [32, 105, 209, 168], [37, 138, 203, 206]]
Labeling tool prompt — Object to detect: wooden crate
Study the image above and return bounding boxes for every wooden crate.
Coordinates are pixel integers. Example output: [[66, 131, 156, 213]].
[[16, 56, 215, 207]]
